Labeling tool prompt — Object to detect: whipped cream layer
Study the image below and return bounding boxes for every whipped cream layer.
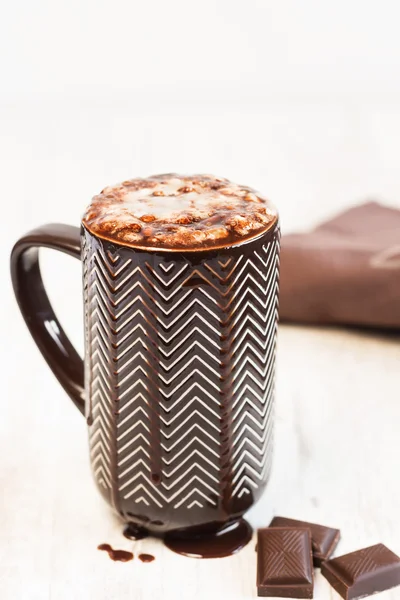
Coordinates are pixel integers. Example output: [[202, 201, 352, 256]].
[[82, 174, 277, 250]]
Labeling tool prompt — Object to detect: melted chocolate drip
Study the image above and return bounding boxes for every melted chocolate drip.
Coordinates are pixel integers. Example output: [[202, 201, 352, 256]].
[[164, 518, 252, 558], [151, 473, 161, 485], [123, 523, 149, 541], [98, 544, 133, 562], [138, 553, 155, 563], [219, 264, 234, 517]]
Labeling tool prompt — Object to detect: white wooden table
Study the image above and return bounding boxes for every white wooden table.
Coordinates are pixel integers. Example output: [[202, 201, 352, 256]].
[[2, 97, 400, 599], [2, 319, 400, 600]]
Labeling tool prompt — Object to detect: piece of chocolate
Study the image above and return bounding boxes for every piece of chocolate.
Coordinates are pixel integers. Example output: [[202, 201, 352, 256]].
[[321, 543, 400, 599], [269, 516, 340, 566], [257, 527, 313, 598]]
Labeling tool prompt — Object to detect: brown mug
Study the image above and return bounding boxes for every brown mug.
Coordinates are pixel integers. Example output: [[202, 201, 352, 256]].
[[10, 176, 280, 545]]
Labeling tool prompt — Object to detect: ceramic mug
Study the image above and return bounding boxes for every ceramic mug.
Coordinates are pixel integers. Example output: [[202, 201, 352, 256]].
[[11, 210, 280, 538]]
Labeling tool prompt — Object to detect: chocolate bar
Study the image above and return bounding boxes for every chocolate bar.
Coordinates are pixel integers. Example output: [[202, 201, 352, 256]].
[[257, 527, 313, 598], [321, 543, 400, 599], [269, 516, 340, 566]]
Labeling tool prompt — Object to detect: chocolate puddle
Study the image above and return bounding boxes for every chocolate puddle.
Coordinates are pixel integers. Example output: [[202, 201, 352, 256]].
[[98, 543, 133, 562], [139, 553, 155, 563], [163, 518, 252, 558]]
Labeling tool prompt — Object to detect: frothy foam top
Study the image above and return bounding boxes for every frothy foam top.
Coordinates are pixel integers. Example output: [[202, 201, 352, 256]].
[[82, 174, 277, 250]]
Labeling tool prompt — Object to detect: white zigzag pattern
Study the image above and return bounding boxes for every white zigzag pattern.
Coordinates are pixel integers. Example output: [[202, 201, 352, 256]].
[[86, 244, 116, 493], [230, 238, 279, 498], [84, 230, 280, 511]]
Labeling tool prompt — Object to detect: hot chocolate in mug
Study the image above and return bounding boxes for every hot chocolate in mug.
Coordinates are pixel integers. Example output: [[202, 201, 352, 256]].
[[11, 174, 280, 556]]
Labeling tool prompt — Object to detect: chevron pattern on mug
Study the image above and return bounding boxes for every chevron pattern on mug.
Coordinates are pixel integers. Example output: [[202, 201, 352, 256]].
[[82, 226, 280, 528]]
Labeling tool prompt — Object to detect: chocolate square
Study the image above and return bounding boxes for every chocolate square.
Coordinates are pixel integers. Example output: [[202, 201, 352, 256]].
[[321, 543, 400, 599], [269, 516, 340, 566], [257, 527, 313, 598]]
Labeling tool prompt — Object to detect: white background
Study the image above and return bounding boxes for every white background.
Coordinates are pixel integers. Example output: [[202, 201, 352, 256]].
[[1, 1, 400, 599]]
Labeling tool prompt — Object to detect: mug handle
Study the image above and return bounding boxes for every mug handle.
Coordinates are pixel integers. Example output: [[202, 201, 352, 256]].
[[10, 223, 85, 415]]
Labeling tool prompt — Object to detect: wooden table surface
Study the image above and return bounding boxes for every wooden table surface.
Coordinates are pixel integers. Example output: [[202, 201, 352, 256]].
[[2, 95, 400, 598], [2, 320, 400, 599]]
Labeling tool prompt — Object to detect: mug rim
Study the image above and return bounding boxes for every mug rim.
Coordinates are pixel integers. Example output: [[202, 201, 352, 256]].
[[81, 215, 279, 254]]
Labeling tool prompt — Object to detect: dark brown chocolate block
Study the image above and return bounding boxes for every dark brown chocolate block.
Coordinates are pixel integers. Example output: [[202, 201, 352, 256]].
[[321, 543, 400, 599], [257, 528, 313, 598], [270, 516, 340, 566]]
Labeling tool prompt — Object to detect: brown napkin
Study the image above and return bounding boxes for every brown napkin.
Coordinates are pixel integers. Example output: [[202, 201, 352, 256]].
[[279, 202, 400, 329]]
